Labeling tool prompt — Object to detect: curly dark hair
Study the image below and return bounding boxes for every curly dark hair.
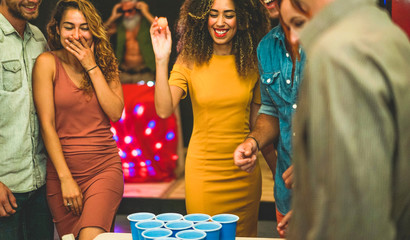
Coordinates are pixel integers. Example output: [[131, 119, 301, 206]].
[[47, 0, 119, 92], [176, 0, 270, 78]]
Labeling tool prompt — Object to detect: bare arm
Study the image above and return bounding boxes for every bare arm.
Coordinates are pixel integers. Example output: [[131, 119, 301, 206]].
[[249, 103, 277, 176], [103, 3, 123, 38], [33, 53, 83, 215], [137, 1, 155, 24], [234, 113, 279, 172], [65, 36, 124, 122], [150, 18, 184, 118]]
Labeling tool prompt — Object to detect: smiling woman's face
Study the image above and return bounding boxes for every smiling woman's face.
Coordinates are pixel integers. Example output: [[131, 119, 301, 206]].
[[207, 0, 237, 50], [57, 8, 93, 49], [280, 0, 308, 44]]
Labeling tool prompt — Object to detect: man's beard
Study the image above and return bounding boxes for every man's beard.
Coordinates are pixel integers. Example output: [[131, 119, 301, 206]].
[[5, 0, 40, 21], [123, 14, 142, 31]]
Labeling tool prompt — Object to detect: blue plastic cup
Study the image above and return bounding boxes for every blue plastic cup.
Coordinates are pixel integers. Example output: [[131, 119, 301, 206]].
[[127, 213, 156, 240], [156, 238, 178, 240], [136, 220, 164, 240], [193, 222, 222, 240], [175, 230, 206, 240], [165, 220, 194, 237], [156, 213, 184, 223], [211, 214, 239, 240], [142, 228, 172, 240], [183, 214, 211, 223]]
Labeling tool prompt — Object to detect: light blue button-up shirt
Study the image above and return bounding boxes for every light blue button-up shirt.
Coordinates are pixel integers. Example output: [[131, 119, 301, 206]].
[[257, 25, 306, 215], [0, 13, 47, 193]]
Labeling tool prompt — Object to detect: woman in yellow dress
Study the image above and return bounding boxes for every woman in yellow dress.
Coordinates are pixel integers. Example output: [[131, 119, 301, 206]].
[[150, 0, 269, 236]]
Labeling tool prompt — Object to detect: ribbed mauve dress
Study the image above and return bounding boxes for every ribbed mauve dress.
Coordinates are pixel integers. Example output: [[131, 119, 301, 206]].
[[46, 53, 124, 238]]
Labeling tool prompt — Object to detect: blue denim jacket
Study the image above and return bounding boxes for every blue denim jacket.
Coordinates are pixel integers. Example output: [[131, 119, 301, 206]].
[[257, 26, 306, 215]]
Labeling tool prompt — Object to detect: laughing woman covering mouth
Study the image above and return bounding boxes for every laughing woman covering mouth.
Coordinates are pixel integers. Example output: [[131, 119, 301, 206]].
[[150, 0, 270, 237]]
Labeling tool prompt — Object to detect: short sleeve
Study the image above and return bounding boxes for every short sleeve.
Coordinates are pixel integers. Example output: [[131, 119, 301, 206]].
[[169, 64, 191, 99], [252, 77, 261, 105]]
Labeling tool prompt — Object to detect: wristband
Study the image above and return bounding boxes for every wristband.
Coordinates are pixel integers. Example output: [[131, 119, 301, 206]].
[[86, 65, 98, 73], [245, 136, 260, 151]]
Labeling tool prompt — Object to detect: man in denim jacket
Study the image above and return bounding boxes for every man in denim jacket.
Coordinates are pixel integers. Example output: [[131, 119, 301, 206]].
[[234, 15, 306, 238], [0, 0, 53, 239]]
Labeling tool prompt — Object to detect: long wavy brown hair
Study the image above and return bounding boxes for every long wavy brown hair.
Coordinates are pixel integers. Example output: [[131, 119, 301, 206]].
[[176, 0, 270, 78], [47, 0, 119, 92]]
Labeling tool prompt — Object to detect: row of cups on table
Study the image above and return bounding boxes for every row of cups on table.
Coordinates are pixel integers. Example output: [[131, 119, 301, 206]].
[[127, 212, 239, 240]]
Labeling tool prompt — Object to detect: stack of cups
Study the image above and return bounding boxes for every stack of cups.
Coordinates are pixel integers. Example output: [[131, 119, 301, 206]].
[[193, 222, 222, 240], [156, 213, 183, 223], [165, 220, 194, 237], [176, 230, 207, 240], [127, 212, 155, 240], [210, 214, 239, 240], [142, 228, 173, 240], [183, 213, 211, 223], [136, 220, 164, 240], [127, 212, 238, 240]]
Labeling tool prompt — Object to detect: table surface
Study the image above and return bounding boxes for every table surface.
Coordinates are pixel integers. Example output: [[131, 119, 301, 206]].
[[94, 233, 283, 240]]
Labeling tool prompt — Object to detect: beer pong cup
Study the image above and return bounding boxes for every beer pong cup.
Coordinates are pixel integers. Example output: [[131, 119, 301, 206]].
[[136, 220, 164, 240], [127, 213, 156, 240], [193, 222, 222, 240], [156, 213, 184, 223], [142, 228, 172, 240], [183, 214, 211, 223], [165, 220, 194, 237], [211, 214, 239, 240], [156, 238, 178, 240], [176, 230, 206, 240]]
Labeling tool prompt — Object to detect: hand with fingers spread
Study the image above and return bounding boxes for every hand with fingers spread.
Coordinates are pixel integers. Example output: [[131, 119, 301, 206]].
[[60, 176, 83, 216], [64, 35, 97, 72], [150, 17, 172, 63], [0, 182, 17, 217], [233, 137, 259, 173]]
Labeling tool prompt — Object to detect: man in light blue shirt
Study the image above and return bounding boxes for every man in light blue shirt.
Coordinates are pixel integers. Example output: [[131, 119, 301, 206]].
[[0, 0, 53, 239]]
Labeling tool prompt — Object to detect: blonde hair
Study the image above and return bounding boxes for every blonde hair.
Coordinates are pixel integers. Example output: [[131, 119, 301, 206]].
[[47, 0, 119, 93]]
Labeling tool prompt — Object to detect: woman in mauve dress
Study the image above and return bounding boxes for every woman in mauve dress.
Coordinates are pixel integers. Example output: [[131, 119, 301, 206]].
[[33, 0, 124, 239]]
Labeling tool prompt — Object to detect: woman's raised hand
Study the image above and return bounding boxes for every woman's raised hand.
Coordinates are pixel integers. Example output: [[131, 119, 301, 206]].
[[150, 17, 172, 62]]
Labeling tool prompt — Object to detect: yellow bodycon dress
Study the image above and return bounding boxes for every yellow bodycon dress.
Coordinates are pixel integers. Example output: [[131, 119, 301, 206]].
[[169, 55, 262, 236]]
